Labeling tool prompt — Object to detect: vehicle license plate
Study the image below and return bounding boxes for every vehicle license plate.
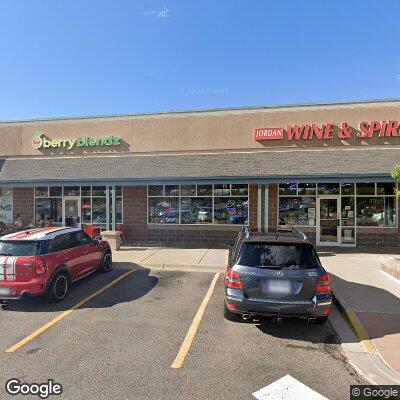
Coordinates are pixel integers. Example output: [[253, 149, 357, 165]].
[[265, 280, 291, 294]]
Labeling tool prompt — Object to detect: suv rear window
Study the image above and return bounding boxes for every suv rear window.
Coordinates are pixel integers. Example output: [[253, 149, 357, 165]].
[[237, 243, 320, 270], [0, 240, 48, 256]]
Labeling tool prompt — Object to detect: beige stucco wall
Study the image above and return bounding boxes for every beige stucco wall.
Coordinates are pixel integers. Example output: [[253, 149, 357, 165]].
[[0, 100, 399, 157]]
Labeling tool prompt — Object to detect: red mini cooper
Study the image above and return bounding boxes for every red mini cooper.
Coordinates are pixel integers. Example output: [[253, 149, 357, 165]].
[[0, 227, 112, 302]]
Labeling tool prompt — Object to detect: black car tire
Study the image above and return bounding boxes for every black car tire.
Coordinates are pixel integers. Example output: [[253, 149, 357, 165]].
[[45, 272, 69, 303], [98, 252, 112, 273], [315, 316, 329, 324], [223, 303, 241, 322]]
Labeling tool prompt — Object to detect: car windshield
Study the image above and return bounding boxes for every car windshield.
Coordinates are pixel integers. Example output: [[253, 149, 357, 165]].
[[237, 243, 320, 270], [0, 240, 47, 256]]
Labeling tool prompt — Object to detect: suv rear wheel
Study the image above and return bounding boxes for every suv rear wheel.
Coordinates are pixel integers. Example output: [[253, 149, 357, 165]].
[[46, 272, 69, 303]]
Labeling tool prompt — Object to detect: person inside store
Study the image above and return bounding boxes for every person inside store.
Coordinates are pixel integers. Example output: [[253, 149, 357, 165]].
[[14, 214, 23, 230], [37, 213, 46, 228], [44, 216, 54, 227]]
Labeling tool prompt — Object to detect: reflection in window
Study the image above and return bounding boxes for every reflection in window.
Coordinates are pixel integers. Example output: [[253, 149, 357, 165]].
[[148, 197, 179, 224], [377, 183, 395, 195], [279, 197, 316, 226], [35, 198, 62, 224], [214, 198, 248, 224], [341, 197, 355, 226], [341, 183, 354, 195], [147, 184, 249, 225], [35, 187, 48, 197], [63, 186, 80, 196], [318, 183, 339, 195], [181, 197, 212, 224], [279, 183, 297, 195], [92, 186, 106, 197], [356, 182, 375, 196], [356, 197, 396, 227], [298, 183, 316, 195], [92, 198, 107, 225], [81, 198, 92, 223]]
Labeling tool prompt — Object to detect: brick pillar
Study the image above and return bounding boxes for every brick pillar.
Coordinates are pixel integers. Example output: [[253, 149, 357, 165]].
[[248, 184, 258, 230], [268, 184, 278, 232], [13, 187, 34, 226], [123, 186, 148, 243]]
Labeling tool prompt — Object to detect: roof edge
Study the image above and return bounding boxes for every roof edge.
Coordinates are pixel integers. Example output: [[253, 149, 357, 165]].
[[1, 97, 400, 125]]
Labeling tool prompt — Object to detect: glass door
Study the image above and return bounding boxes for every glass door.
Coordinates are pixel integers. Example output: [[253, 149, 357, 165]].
[[63, 197, 81, 227], [317, 197, 340, 246]]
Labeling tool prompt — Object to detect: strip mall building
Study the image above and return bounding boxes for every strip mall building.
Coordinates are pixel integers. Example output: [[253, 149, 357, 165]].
[[0, 99, 399, 247]]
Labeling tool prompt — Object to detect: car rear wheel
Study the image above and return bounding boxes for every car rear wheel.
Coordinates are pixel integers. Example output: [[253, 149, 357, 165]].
[[315, 316, 329, 324], [98, 252, 112, 273], [223, 303, 241, 322], [46, 272, 69, 303]]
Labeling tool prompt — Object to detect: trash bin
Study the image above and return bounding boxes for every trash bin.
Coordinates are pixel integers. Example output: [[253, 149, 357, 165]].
[[101, 230, 121, 251]]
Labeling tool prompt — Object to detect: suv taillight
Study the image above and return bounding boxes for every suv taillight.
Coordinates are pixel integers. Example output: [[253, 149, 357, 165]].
[[224, 267, 243, 289], [316, 273, 331, 294], [35, 259, 47, 275]]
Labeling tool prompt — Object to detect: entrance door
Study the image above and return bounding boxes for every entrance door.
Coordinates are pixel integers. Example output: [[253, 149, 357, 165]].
[[63, 198, 81, 227], [317, 197, 340, 246]]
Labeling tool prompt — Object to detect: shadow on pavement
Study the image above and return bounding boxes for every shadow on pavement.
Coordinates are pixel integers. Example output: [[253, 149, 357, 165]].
[[330, 274, 400, 340], [254, 318, 341, 345], [1, 263, 158, 313]]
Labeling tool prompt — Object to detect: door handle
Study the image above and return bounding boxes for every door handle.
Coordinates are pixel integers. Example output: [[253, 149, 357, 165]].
[[64, 257, 70, 261]]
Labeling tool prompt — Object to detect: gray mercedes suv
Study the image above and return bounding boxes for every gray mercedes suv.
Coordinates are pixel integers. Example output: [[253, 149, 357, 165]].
[[223, 226, 332, 323]]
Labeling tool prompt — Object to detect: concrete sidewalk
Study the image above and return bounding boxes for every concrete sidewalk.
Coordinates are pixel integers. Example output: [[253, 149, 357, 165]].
[[320, 249, 400, 376], [112, 245, 228, 271]]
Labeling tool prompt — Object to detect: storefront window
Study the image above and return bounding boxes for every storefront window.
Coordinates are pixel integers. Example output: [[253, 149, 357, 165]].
[[341, 183, 354, 195], [92, 186, 106, 197], [318, 183, 339, 195], [278, 197, 316, 226], [35, 187, 49, 197], [197, 185, 212, 196], [377, 182, 395, 195], [181, 197, 212, 224], [92, 197, 107, 225], [0, 187, 12, 196], [35, 198, 62, 224], [181, 185, 196, 196], [34, 186, 123, 229], [341, 197, 355, 226], [63, 186, 80, 196], [279, 183, 297, 195], [147, 184, 249, 225], [214, 197, 248, 224], [356, 182, 375, 196], [148, 197, 179, 224], [298, 183, 316, 195], [356, 197, 396, 227], [81, 198, 92, 223]]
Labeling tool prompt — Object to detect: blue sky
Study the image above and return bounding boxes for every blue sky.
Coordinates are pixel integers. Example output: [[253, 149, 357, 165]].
[[0, 0, 399, 120]]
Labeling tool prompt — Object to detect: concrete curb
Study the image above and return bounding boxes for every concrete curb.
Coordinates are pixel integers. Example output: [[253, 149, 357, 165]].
[[331, 290, 375, 354]]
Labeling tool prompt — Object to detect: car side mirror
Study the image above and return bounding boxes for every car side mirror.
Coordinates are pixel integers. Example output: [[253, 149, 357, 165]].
[[93, 239, 101, 246], [224, 240, 234, 248]]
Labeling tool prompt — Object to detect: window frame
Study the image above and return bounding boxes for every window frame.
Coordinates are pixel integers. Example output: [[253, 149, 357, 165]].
[[277, 182, 398, 229], [147, 184, 249, 226]]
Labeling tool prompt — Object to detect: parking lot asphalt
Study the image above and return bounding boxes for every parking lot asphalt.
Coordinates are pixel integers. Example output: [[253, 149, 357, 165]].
[[0, 263, 365, 400]]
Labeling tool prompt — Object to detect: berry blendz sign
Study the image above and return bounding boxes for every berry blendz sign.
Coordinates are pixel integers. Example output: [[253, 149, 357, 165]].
[[32, 132, 121, 150], [254, 120, 400, 141]]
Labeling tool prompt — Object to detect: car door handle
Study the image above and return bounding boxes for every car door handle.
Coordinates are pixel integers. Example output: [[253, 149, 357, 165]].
[[83, 251, 89, 255], [64, 257, 70, 261]]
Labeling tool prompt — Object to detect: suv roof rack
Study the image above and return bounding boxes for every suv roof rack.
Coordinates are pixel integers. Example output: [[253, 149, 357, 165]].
[[241, 225, 308, 242]]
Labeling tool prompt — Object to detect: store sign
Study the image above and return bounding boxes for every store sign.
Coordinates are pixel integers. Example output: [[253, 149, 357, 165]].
[[253, 120, 400, 141], [32, 132, 121, 150], [0, 196, 13, 224], [253, 128, 284, 141]]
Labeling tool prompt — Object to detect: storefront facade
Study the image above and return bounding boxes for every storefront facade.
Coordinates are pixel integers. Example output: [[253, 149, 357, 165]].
[[0, 99, 399, 247]]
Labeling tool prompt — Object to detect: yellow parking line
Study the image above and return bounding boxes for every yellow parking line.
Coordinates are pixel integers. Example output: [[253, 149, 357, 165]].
[[171, 273, 220, 369], [6, 269, 135, 353]]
